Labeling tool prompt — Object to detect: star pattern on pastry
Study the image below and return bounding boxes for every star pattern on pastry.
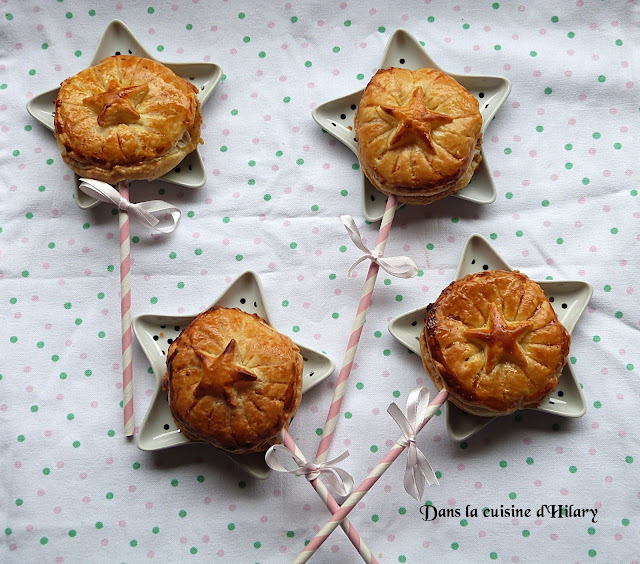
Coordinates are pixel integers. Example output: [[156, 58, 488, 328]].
[[193, 339, 258, 407], [464, 302, 533, 374], [380, 87, 453, 151], [82, 83, 149, 127]]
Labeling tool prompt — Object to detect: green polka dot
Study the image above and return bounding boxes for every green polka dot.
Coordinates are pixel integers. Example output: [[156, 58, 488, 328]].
[[490, 552, 498, 560], [626, 363, 634, 371], [329, 273, 336, 280], [339, 245, 347, 252], [51, 354, 59, 362], [505, 192, 513, 199], [614, 142, 622, 150], [259, 51, 266, 59], [582, 177, 590, 185], [593, 336, 601, 343], [460, 442, 468, 450], [462, 23, 470, 29], [621, 518, 629, 526], [169, 251, 177, 259], [13, 150, 20, 157], [604, 285, 611, 292], [43, 467, 50, 475], [238, 12, 245, 19], [544, 87, 552, 95], [344, 20, 351, 26], [89, 9, 96, 16], [311, 204, 319, 212], [557, 238, 564, 245], [263, 194, 271, 201], [289, 242, 297, 250], [74, 50, 82, 57], [509, 492, 517, 500], [150, 297, 158, 305], [588, 549, 596, 557], [333, 46, 340, 53], [254, 541, 261, 549], [107, 265, 114, 272], [552, 423, 560, 431], [494, 45, 502, 51], [371, 514, 379, 522], [10, 336, 17, 344], [541, 200, 549, 207], [107, 429, 115, 437], [526, 457, 534, 465], [398, 507, 406, 515], [152, 526, 160, 534], [243, 36, 250, 43], [37, 341, 44, 349], [331, 312, 339, 319], [427, 16, 435, 22], [30, 405, 38, 413], [106, 492, 114, 500], [614, 311, 623, 319], [625, 455, 633, 463], [370, 445, 378, 453], [504, 148, 512, 155], [340, 189, 348, 197], [568, 31, 575, 38], [565, 162, 573, 170], [399, 556, 406, 563], [383, 349, 391, 357], [194, 248, 202, 256], [530, 51, 537, 57], [490, 233, 498, 240], [179, 509, 187, 518], [631, 189, 637, 196], [593, 400, 602, 409], [392, 390, 400, 398], [499, 460, 507, 468], [147, 7, 155, 14], [130, 540, 137, 547], [395, 295, 403, 302], [60, 372, 67, 380], [157, 45, 164, 52], [315, 428, 322, 436], [186, 23, 193, 30], [597, 75, 606, 83], [95, 522, 103, 529], [565, 144, 573, 151], [522, 529, 530, 537], [189, 547, 198, 555], [356, 382, 364, 390], [220, 145, 227, 152], [460, 519, 468, 527], [67, 413, 74, 420], [10, 297, 17, 304], [451, 542, 459, 550], [292, 325, 300, 333], [73, 440, 80, 448], [40, 537, 48, 545], [22, 270, 28, 277], [451, 217, 459, 223]]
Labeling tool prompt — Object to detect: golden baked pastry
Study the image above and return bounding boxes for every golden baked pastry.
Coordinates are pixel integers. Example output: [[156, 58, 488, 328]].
[[54, 55, 202, 183], [354, 67, 483, 205], [420, 270, 570, 416], [166, 307, 304, 454]]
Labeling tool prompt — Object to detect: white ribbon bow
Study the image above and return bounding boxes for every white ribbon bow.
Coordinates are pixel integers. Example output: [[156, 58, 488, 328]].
[[387, 387, 439, 501], [340, 215, 418, 279], [79, 178, 181, 233], [265, 445, 354, 497]]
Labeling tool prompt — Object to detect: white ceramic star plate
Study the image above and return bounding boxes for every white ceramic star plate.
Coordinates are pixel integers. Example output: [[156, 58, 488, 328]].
[[132, 271, 336, 479], [26, 20, 222, 209], [312, 28, 511, 222], [388, 234, 592, 441]]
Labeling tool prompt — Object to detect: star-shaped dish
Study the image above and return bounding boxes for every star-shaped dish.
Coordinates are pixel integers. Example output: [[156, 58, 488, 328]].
[[132, 271, 336, 479], [312, 29, 511, 222], [26, 20, 222, 209], [388, 234, 592, 441]]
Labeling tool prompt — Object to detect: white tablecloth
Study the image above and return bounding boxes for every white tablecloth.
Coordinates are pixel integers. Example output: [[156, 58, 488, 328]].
[[1, 1, 638, 562]]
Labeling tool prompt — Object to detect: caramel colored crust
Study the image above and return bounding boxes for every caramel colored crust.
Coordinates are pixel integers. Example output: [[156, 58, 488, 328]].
[[355, 67, 482, 204], [166, 307, 303, 454], [420, 270, 570, 416], [54, 55, 202, 183]]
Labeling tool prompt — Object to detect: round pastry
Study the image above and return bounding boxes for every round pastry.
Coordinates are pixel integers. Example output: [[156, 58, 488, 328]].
[[166, 307, 304, 454], [54, 55, 202, 184], [354, 67, 483, 205], [420, 270, 570, 416]]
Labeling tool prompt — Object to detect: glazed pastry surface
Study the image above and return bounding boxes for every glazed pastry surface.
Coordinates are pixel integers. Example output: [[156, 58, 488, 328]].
[[166, 307, 303, 453], [355, 67, 483, 204], [420, 270, 570, 416], [54, 55, 202, 183]]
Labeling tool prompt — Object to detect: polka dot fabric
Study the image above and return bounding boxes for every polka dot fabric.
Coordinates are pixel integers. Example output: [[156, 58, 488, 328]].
[[1, 2, 638, 563]]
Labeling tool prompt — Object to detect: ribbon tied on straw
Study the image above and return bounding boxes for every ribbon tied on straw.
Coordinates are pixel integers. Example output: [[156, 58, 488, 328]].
[[79, 178, 181, 233], [387, 387, 439, 501], [265, 445, 354, 497], [340, 215, 418, 279]]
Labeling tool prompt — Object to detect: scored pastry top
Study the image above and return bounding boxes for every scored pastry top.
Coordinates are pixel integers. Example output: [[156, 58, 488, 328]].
[[420, 270, 570, 416], [355, 67, 482, 203], [166, 307, 303, 454], [54, 55, 201, 183]]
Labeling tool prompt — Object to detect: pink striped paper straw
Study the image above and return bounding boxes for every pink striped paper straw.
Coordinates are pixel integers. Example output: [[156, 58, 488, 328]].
[[119, 180, 134, 437], [296, 389, 449, 563], [315, 194, 398, 464], [281, 430, 378, 564]]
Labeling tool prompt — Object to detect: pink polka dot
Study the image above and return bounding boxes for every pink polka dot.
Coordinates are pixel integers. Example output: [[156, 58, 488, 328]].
[[478, 530, 486, 538], [550, 533, 558, 540], [560, 488, 568, 496], [260, 515, 268, 523], [534, 480, 542, 487], [82, 496, 90, 503], [331, 545, 340, 553]]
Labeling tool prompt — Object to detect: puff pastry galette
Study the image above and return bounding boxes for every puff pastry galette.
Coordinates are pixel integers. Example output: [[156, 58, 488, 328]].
[[355, 67, 482, 205], [54, 55, 202, 183], [165, 307, 303, 454], [420, 270, 570, 416]]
